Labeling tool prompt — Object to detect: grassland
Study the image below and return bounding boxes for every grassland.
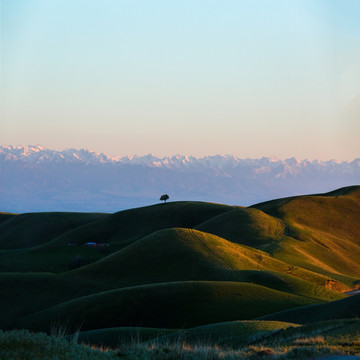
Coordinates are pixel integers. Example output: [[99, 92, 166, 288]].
[[0, 186, 359, 358], [18, 281, 319, 332], [258, 293, 360, 324], [1, 319, 360, 359]]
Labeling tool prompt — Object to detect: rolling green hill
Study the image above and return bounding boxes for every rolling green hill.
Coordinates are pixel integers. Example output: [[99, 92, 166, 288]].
[[251, 186, 360, 281], [160, 320, 299, 347], [0, 212, 108, 249], [195, 207, 285, 251], [18, 281, 316, 332], [193, 186, 360, 288], [258, 293, 360, 324], [0, 273, 104, 328], [76, 320, 298, 348], [0, 185, 359, 351], [0, 213, 17, 225], [69, 227, 345, 300], [42, 201, 234, 249]]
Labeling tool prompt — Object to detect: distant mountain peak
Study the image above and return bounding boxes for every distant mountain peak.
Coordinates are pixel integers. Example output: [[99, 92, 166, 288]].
[[0, 145, 359, 171], [1, 145, 359, 213]]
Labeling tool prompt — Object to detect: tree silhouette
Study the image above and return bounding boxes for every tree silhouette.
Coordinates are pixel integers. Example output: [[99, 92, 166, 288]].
[[160, 194, 169, 203]]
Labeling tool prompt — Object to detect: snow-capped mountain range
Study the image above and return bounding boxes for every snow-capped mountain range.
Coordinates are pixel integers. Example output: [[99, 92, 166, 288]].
[[1, 145, 359, 213], [2, 145, 359, 172]]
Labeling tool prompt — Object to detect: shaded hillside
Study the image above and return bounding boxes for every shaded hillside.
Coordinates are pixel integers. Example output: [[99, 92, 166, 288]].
[[258, 293, 360, 324], [159, 320, 300, 347], [0, 273, 104, 328], [77, 321, 298, 348], [18, 281, 316, 332], [42, 201, 234, 248], [0, 212, 108, 249], [3, 319, 360, 359], [0, 213, 17, 225]]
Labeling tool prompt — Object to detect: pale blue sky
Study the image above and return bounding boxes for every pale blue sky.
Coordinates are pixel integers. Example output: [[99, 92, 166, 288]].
[[1, 0, 360, 159]]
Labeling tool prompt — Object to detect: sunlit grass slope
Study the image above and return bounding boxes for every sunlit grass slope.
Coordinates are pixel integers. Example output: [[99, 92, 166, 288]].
[[0, 202, 233, 273], [43, 201, 234, 249], [195, 207, 285, 251], [258, 293, 360, 324], [18, 281, 316, 332], [191, 186, 360, 287], [69, 228, 344, 300], [0, 212, 108, 249], [250, 186, 360, 281]]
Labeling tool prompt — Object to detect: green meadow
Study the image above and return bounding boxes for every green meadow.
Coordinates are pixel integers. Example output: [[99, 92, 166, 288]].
[[1, 186, 360, 359]]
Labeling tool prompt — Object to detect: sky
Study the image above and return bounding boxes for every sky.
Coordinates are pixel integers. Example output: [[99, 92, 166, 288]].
[[1, 0, 360, 160]]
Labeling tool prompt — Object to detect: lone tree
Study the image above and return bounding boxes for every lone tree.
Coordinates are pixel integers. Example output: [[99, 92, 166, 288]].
[[160, 194, 169, 203]]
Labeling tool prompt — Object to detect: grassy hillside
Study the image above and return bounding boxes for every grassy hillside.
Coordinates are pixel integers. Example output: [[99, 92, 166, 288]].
[[0, 273, 105, 328], [1, 185, 359, 351], [77, 327, 177, 348], [0, 243, 121, 273], [251, 186, 360, 281], [0, 212, 108, 249], [0, 329, 113, 360], [161, 320, 299, 347], [69, 227, 345, 300], [42, 201, 234, 249], [191, 186, 360, 287], [0, 202, 234, 273], [0, 213, 17, 225], [76, 321, 298, 348], [258, 293, 360, 324], [18, 281, 316, 332], [256, 318, 360, 347], [3, 320, 360, 360], [195, 207, 285, 251]]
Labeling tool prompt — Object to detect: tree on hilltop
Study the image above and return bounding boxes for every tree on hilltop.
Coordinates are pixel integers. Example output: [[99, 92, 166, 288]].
[[160, 194, 169, 203]]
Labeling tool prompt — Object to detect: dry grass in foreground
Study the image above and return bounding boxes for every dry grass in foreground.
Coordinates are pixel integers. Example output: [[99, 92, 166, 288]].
[[1, 327, 360, 360]]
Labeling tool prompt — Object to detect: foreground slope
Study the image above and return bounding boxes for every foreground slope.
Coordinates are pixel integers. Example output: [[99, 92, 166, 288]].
[[0, 213, 16, 225], [0, 273, 104, 328], [258, 293, 360, 324], [3, 319, 360, 359], [18, 281, 316, 331], [77, 321, 298, 348]]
